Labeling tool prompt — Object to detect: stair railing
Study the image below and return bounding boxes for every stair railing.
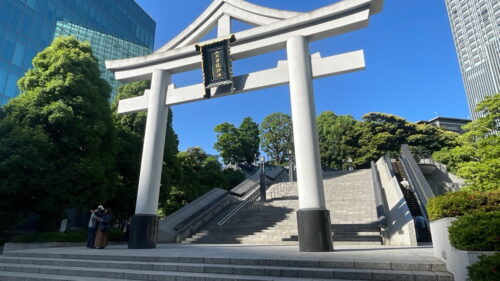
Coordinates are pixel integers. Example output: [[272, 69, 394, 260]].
[[217, 183, 262, 239], [267, 174, 290, 199], [217, 170, 289, 239]]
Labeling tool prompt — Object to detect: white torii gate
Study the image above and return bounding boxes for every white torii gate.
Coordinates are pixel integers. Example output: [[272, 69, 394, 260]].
[[106, 0, 384, 252]]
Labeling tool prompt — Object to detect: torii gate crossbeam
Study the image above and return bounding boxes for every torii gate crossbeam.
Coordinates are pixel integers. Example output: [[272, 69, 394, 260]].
[[106, 0, 384, 252]]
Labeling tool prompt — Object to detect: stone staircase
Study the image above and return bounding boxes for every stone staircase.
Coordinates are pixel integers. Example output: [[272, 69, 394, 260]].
[[184, 170, 382, 245], [0, 250, 454, 281]]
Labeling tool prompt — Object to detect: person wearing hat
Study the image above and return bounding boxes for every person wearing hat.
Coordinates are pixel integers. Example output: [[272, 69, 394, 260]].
[[86, 205, 104, 248], [95, 208, 113, 249]]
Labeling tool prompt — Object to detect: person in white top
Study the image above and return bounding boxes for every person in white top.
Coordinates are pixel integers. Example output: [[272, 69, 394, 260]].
[[86, 205, 104, 248], [400, 177, 412, 192]]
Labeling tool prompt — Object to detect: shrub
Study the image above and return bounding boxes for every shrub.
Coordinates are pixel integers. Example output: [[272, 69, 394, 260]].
[[426, 191, 500, 221], [468, 253, 500, 281], [108, 228, 125, 242], [448, 211, 500, 251]]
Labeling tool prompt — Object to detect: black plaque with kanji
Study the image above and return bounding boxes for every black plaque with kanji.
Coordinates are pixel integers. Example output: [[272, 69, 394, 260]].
[[196, 35, 235, 98]]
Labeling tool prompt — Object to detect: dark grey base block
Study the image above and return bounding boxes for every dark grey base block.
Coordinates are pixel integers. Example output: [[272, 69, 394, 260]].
[[297, 208, 333, 252], [128, 214, 158, 249]]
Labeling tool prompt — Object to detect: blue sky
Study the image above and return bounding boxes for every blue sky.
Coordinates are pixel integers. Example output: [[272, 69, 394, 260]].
[[135, 0, 469, 156]]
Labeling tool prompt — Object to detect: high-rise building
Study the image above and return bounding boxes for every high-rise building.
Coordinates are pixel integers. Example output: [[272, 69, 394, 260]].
[[0, 0, 155, 105], [444, 0, 500, 120]]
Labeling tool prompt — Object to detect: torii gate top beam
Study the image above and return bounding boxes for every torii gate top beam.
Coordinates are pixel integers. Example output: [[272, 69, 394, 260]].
[[105, 0, 383, 83]]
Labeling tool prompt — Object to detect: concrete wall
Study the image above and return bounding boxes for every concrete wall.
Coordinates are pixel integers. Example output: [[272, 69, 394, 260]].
[[419, 162, 466, 195], [375, 157, 417, 246], [430, 218, 496, 281]]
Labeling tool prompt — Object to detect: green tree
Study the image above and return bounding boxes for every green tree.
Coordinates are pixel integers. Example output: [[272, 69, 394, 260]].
[[176, 147, 227, 201], [260, 113, 293, 165], [238, 117, 260, 164], [214, 122, 240, 165], [214, 117, 259, 165], [344, 112, 457, 168], [407, 123, 458, 158], [110, 81, 180, 219], [0, 36, 116, 231], [161, 147, 243, 215], [316, 111, 357, 169], [433, 94, 499, 191]]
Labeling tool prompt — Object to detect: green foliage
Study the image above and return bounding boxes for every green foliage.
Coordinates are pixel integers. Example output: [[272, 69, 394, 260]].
[[432, 94, 500, 191], [214, 122, 240, 165], [448, 211, 500, 251], [222, 168, 246, 188], [0, 36, 116, 231], [426, 191, 500, 221], [260, 113, 293, 165], [110, 81, 180, 219], [238, 117, 260, 164], [337, 112, 457, 168], [407, 124, 458, 158], [317, 111, 357, 170], [468, 253, 500, 281], [108, 228, 125, 242], [161, 147, 241, 216], [214, 117, 259, 165]]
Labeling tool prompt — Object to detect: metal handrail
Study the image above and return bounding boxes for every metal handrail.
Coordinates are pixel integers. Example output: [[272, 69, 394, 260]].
[[267, 174, 289, 199], [217, 170, 288, 238], [217, 188, 261, 227]]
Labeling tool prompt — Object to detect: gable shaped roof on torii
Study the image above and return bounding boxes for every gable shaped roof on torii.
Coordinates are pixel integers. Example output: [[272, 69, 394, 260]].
[[105, 0, 384, 82]]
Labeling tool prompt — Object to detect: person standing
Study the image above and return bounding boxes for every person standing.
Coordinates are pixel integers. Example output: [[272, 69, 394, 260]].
[[95, 208, 112, 249], [86, 205, 104, 248], [400, 177, 410, 189]]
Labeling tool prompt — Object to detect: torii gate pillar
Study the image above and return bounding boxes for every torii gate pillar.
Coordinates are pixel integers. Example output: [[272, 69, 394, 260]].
[[287, 35, 332, 251], [128, 70, 170, 249]]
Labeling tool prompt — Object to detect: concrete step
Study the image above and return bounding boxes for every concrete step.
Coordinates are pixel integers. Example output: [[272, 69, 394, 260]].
[[0, 253, 453, 281], [0, 271, 137, 281], [3, 252, 449, 271]]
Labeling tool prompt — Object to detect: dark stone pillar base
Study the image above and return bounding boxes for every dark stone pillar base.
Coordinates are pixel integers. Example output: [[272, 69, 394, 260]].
[[128, 214, 158, 249], [297, 208, 333, 252]]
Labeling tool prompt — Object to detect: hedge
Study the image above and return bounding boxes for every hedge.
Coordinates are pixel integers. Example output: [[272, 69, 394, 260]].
[[448, 211, 500, 251], [426, 190, 500, 221], [468, 253, 500, 281]]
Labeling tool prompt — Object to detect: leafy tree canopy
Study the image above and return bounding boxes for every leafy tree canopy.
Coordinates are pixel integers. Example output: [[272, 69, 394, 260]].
[[433, 94, 499, 191], [317, 111, 357, 169], [317, 112, 458, 169], [260, 113, 293, 165], [0, 36, 116, 230], [161, 147, 244, 215], [214, 117, 259, 165]]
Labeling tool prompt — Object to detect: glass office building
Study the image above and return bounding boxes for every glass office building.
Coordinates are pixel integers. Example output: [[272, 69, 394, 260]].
[[444, 0, 500, 120], [0, 0, 155, 105]]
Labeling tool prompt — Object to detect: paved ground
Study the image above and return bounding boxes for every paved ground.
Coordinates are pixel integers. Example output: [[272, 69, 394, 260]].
[[4, 243, 440, 264]]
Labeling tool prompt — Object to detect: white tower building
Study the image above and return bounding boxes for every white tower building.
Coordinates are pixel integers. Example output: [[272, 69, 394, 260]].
[[444, 0, 500, 120]]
